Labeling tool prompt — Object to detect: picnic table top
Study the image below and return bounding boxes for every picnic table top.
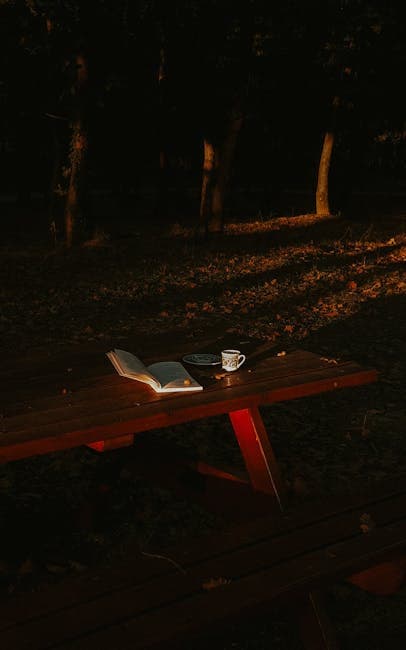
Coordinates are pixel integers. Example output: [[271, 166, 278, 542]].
[[0, 337, 378, 463]]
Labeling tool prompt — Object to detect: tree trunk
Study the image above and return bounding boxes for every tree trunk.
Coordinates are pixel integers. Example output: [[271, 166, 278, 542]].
[[64, 53, 88, 247], [199, 139, 216, 234], [65, 123, 88, 247], [48, 116, 69, 245], [316, 130, 335, 216], [209, 108, 243, 233], [42, 15, 68, 245], [199, 105, 243, 236], [156, 43, 169, 218], [198, 8, 253, 235]]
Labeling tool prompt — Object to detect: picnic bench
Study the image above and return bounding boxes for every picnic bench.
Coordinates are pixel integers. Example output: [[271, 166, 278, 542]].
[[2, 336, 393, 648], [2, 477, 406, 650]]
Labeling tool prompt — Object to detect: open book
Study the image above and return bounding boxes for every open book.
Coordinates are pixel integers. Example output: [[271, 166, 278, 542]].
[[106, 349, 203, 393]]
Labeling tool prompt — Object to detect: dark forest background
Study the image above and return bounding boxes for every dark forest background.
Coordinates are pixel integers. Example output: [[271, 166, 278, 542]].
[[1, 0, 406, 244]]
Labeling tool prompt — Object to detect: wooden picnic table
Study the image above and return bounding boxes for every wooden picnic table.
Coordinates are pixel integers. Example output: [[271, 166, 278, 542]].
[[0, 338, 377, 509], [1, 339, 392, 650]]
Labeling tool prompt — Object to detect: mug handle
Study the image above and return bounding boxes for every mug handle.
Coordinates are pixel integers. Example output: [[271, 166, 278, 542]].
[[237, 354, 246, 369]]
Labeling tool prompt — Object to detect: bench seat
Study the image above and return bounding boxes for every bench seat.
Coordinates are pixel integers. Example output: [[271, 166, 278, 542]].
[[1, 480, 406, 650]]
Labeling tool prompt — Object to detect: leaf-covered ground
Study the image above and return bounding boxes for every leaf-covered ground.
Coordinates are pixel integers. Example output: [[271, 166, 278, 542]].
[[0, 211, 405, 648]]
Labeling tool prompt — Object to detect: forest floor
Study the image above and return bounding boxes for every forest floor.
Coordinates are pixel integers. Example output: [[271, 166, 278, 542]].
[[0, 205, 405, 648]]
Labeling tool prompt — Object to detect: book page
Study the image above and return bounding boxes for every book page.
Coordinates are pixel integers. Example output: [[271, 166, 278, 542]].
[[146, 361, 202, 392], [107, 350, 161, 389]]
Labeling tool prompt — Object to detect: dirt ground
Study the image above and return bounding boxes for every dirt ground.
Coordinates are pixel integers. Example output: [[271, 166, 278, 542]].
[[0, 207, 405, 648]]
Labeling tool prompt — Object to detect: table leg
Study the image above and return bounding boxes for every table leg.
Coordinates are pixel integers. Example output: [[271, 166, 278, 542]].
[[229, 407, 285, 509], [295, 590, 341, 650], [230, 410, 341, 648], [87, 434, 134, 452]]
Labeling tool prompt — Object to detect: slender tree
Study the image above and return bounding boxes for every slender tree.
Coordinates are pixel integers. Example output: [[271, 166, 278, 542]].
[[316, 97, 339, 216], [64, 50, 89, 247], [313, 1, 396, 217], [316, 131, 335, 216], [209, 101, 244, 232], [1, 0, 136, 245], [196, 2, 257, 235]]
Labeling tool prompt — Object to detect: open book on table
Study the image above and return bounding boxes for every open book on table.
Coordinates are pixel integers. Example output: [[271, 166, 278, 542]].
[[106, 349, 203, 393]]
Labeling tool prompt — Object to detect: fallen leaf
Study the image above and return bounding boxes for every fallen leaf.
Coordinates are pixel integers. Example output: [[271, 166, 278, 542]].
[[320, 357, 338, 365], [360, 513, 376, 534], [202, 577, 231, 591]]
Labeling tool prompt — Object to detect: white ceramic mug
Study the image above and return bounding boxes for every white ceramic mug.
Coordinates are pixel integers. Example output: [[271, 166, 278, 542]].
[[221, 349, 246, 372]]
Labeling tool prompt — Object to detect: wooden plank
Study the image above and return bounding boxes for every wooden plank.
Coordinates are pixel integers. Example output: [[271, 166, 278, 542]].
[[2, 486, 406, 649], [45, 522, 406, 650], [2, 505, 406, 650], [0, 348, 307, 408], [1, 349, 371, 414], [87, 434, 134, 451], [0, 352, 377, 463], [1, 353, 375, 441], [2, 476, 404, 629], [5, 356, 377, 433]]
